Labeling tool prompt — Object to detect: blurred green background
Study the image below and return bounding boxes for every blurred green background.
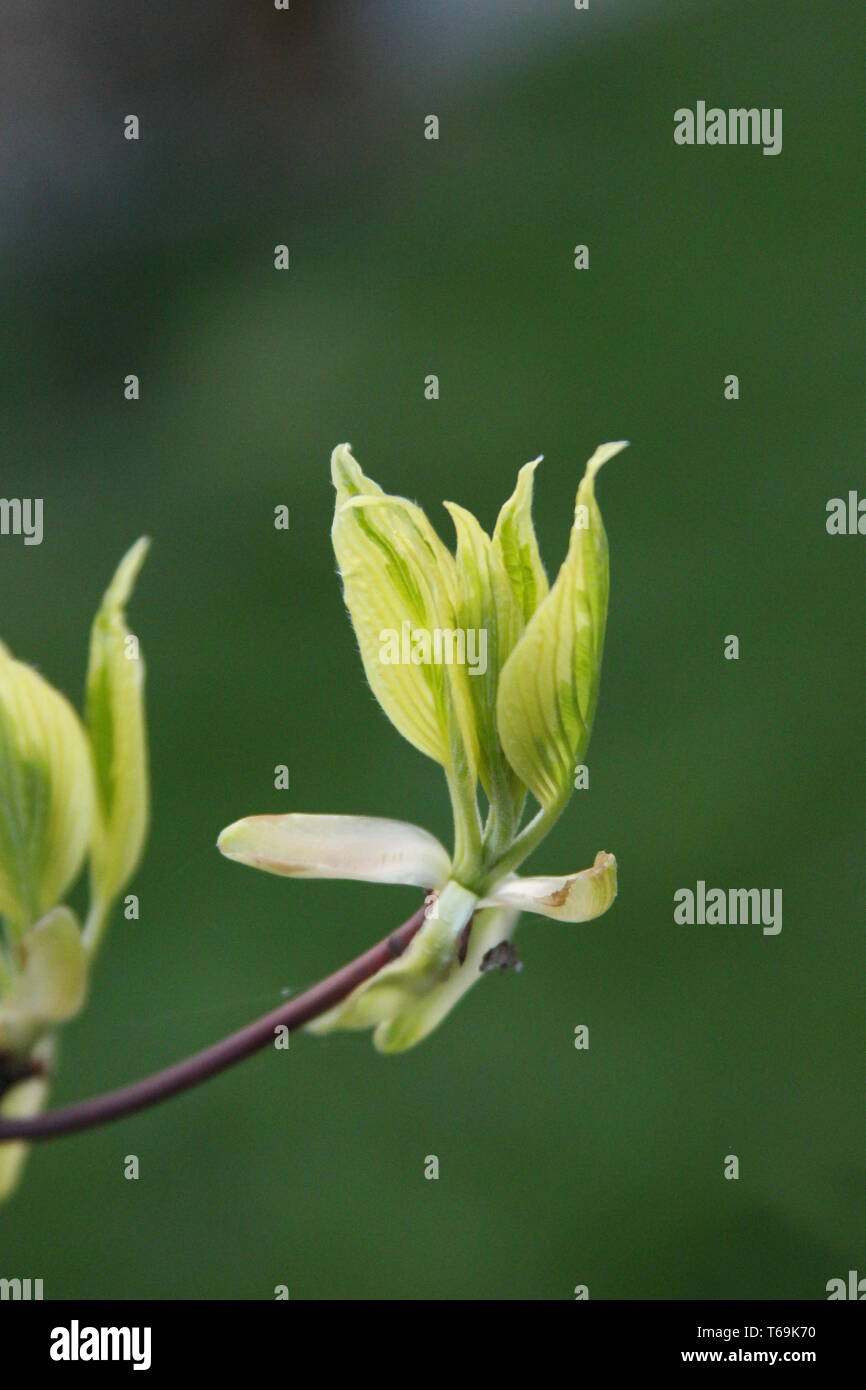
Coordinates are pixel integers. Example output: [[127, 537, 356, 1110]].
[[1, 0, 864, 1298]]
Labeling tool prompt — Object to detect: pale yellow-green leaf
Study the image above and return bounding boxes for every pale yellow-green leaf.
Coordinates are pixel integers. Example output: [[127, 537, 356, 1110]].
[[496, 442, 628, 807], [0, 645, 94, 927], [481, 851, 617, 921], [0, 907, 88, 1052], [490, 457, 548, 640], [86, 537, 150, 908], [330, 445, 477, 777], [442, 501, 502, 798], [217, 813, 451, 889], [444, 459, 547, 806]]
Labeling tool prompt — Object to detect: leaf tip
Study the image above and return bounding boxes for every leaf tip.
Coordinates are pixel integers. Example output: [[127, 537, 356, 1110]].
[[585, 440, 630, 483]]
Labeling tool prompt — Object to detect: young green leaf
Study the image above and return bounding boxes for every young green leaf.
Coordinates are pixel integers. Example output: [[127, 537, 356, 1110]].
[[441, 502, 501, 797], [0, 645, 94, 928], [85, 538, 150, 911], [496, 442, 628, 808], [331, 445, 478, 779], [444, 459, 547, 812], [490, 456, 548, 637]]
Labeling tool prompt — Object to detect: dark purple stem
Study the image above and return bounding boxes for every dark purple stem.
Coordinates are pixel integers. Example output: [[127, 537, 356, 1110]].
[[0, 903, 427, 1144]]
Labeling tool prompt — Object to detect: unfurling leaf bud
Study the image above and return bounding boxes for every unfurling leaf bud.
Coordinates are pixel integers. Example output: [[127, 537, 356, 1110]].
[[496, 442, 628, 809], [86, 537, 150, 911]]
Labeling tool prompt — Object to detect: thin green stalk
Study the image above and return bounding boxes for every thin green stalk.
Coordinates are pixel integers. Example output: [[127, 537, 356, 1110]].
[[478, 791, 570, 895], [82, 893, 111, 957]]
